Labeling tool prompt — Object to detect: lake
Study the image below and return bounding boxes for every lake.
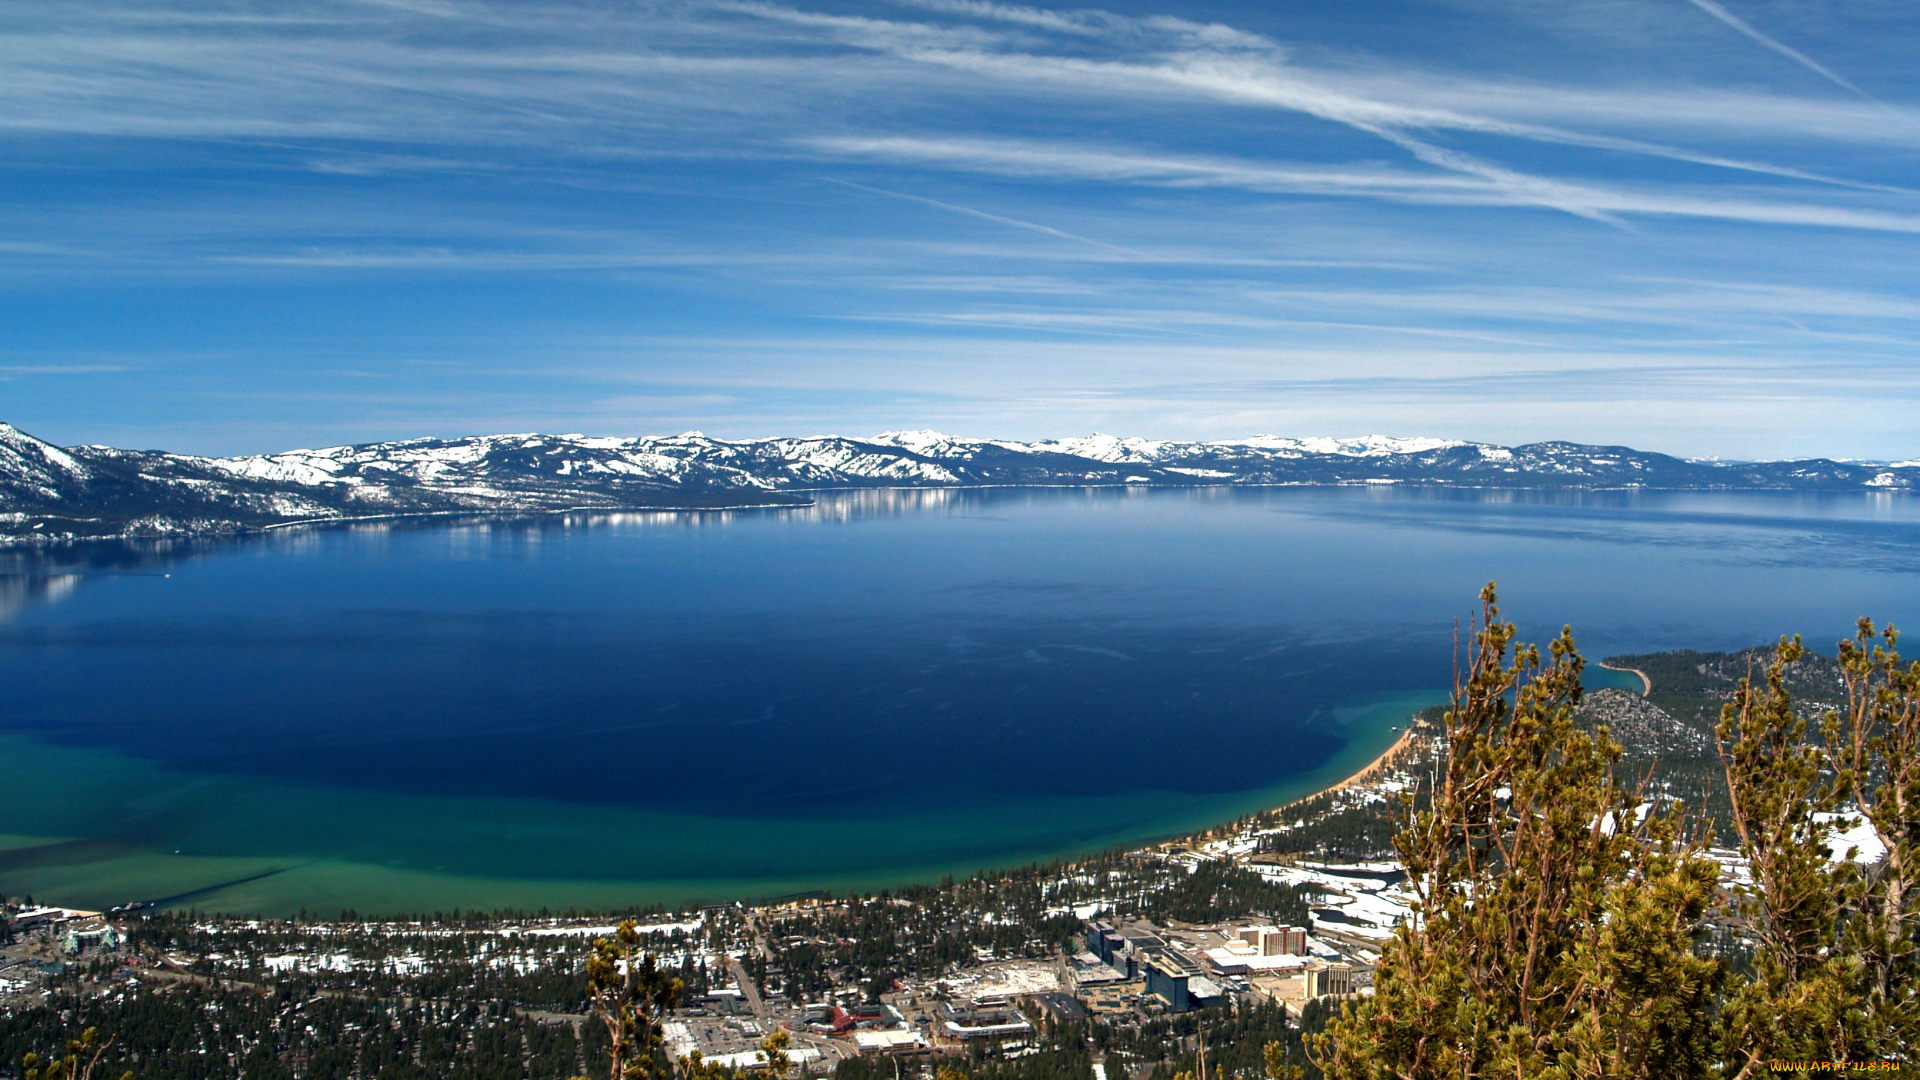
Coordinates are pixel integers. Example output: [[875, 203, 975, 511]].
[[3, 485, 1918, 915]]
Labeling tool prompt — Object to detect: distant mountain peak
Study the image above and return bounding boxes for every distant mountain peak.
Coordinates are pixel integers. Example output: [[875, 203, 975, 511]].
[[1223, 434, 1471, 456], [0, 420, 93, 491]]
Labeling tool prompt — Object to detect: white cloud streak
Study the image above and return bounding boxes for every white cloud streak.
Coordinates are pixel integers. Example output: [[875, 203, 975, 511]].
[[3, 0, 1918, 462], [1680, 0, 1876, 102], [707, 0, 1920, 230], [0, 365, 133, 377], [809, 135, 1920, 235], [819, 177, 1143, 253]]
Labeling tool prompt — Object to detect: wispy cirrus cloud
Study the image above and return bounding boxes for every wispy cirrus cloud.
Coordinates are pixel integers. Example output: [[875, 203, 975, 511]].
[[0, 365, 133, 377], [0, 0, 1917, 457], [818, 177, 1143, 253], [699, 0, 1920, 230], [808, 135, 1920, 235]]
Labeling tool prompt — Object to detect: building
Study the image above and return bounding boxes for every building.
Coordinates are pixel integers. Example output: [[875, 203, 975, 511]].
[[11, 908, 67, 934], [1306, 963, 1354, 1000], [1202, 947, 1308, 978], [1205, 926, 1314, 976], [1067, 951, 1126, 986], [1085, 921, 1123, 964], [939, 1004, 1032, 1041], [698, 1048, 823, 1071], [1236, 925, 1308, 957], [1142, 953, 1222, 1013], [795, 1004, 856, 1035], [1083, 920, 1167, 979], [852, 1029, 928, 1055], [840, 1001, 902, 1027], [1143, 956, 1190, 1012], [1029, 991, 1088, 1024], [61, 924, 120, 956], [1245, 960, 1357, 1011]]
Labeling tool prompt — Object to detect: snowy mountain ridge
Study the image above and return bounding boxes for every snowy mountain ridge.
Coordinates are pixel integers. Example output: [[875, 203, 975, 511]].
[[1, 422, 1914, 541]]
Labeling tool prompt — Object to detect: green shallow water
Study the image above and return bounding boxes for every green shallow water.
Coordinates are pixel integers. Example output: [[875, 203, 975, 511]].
[[0, 689, 1444, 916]]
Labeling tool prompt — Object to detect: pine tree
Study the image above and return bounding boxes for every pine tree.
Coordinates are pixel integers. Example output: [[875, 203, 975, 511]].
[[1301, 591, 1920, 1075], [578, 921, 683, 1080], [19, 1027, 134, 1080], [1312, 585, 1724, 1078], [1714, 622, 1920, 1067]]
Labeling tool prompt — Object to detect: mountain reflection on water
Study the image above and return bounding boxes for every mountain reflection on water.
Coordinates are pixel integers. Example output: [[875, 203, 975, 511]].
[[0, 485, 1917, 912]]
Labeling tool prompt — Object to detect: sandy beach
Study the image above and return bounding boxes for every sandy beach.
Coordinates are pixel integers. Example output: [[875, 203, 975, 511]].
[[1597, 661, 1653, 696], [1272, 720, 1427, 816]]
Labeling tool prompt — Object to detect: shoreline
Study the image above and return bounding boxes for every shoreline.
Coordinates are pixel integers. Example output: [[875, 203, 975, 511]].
[[1270, 656, 1657, 820], [6, 708, 1440, 917], [1269, 719, 1426, 818], [11, 479, 1915, 547], [1597, 661, 1653, 696], [9, 710, 1439, 917]]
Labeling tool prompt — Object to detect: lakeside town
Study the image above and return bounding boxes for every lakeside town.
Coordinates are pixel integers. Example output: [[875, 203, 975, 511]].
[[0, 644, 1881, 1077], [0, 817, 1407, 1077], [1, 713, 1437, 1079]]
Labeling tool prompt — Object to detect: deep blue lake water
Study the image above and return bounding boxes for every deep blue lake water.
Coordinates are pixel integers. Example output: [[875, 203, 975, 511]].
[[3, 485, 1918, 914]]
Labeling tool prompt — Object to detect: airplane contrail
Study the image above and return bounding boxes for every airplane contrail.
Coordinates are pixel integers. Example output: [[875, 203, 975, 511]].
[[820, 177, 1145, 255], [1681, 0, 1876, 102]]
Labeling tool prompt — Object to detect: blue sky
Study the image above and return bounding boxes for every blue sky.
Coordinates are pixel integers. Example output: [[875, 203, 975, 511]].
[[2, 0, 1917, 458]]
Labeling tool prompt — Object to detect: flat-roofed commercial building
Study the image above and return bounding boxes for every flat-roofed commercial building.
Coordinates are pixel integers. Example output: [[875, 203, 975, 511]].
[[1143, 953, 1222, 1013]]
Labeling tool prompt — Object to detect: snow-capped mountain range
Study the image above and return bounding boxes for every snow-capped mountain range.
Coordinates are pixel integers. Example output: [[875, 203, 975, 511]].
[[2, 421, 1915, 541]]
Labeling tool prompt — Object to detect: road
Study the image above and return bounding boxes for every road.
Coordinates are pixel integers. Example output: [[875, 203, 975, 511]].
[[728, 956, 768, 1019]]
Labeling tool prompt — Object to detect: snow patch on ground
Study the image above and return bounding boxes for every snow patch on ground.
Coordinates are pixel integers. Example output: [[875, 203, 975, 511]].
[[1815, 812, 1889, 865], [1224, 435, 1467, 457]]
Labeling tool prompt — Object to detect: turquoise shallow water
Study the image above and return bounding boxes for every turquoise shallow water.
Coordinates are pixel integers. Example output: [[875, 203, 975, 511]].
[[1, 486, 1916, 914], [0, 689, 1442, 914], [0, 690, 1432, 915]]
